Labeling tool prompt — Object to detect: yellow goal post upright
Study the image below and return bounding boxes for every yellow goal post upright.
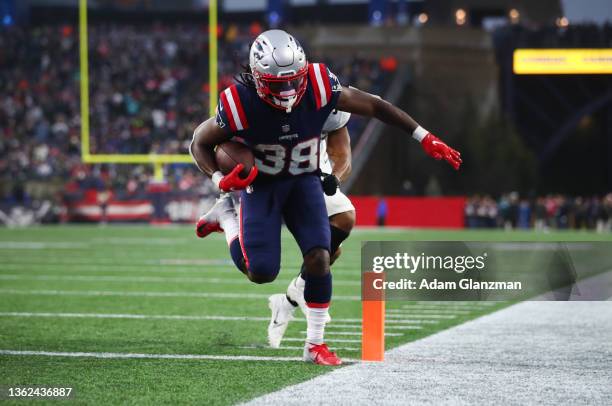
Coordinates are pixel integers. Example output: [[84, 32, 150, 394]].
[[78, 0, 218, 181]]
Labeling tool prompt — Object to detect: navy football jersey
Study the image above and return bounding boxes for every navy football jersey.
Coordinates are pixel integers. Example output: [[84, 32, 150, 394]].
[[215, 63, 341, 178]]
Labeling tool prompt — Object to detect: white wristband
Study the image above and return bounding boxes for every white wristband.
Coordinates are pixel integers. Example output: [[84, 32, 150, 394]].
[[211, 171, 224, 189], [412, 126, 429, 143]]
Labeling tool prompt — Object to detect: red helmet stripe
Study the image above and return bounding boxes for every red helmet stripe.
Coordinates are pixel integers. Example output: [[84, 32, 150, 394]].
[[220, 89, 238, 132], [230, 85, 249, 130]]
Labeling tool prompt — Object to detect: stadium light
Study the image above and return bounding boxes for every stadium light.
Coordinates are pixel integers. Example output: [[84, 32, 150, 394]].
[[455, 8, 466, 26], [509, 8, 520, 24], [418, 13, 428, 24]]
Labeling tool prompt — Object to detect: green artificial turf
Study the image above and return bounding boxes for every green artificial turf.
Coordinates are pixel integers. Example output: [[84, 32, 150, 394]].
[[0, 226, 610, 404]]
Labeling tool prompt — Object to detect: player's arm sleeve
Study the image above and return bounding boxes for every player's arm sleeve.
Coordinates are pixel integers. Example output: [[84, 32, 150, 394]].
[[216, 86, 250, 133], [308, 63, 342, 111], [322, 110, 351, 133]]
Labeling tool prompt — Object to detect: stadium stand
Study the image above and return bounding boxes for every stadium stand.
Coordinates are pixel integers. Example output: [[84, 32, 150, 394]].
[[0, 23, 391, 211]]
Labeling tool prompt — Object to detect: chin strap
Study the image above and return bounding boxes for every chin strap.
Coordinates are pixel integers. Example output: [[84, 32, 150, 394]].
[[284, 98, 296, 113]]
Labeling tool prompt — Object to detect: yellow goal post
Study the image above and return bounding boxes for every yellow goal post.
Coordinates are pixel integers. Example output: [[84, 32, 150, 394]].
[[78, 0, 218, 180]]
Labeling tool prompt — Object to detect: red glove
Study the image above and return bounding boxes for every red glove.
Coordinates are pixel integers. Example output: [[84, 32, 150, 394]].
[[215, 164, 258, 192], [421, 133, 462, 170]]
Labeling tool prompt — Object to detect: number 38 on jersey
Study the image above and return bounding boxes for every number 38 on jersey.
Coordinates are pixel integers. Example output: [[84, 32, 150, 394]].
[[255, 138, 319, 176]]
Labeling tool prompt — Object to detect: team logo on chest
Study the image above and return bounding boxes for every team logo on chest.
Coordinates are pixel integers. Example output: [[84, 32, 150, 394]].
[[278, 124, 298, 141]]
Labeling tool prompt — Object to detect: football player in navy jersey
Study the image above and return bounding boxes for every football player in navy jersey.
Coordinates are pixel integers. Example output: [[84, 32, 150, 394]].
[[190, 29, 461, 365], [268, 110, 356, 349]]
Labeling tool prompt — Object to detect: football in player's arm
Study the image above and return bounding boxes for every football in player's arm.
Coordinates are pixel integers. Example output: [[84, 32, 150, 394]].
[[191, 83, 461, 183]]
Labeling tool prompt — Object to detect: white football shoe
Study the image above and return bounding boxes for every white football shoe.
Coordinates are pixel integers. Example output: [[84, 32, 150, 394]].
[[196, 194, 235, 238], [267, 294, 296, 348]]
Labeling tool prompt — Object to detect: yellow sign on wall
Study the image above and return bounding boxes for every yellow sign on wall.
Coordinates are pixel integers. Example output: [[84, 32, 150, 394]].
[[513, 49, 612, 75]]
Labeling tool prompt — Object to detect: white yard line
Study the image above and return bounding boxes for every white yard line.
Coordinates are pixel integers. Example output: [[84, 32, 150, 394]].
[[0, 274, 359, 287], [0, 349, 360, 363], [0, 289, 360, 301], [387, 308, 471, 315], [0, 312, 271, 322], [243, 302, 612, 405], [238, 345, 360, 352], [0, 242, 89, 249], [386, 313, 456, 319], [300, 331, 403, 337], [385, 319, 440, 324], [0, 349, 301, 362], [414, 301, 498, 306], [383, 325, 423, 330], [282, 338, 361, 343], [325, 324, 423, 331], [0, 311, 368, 325]]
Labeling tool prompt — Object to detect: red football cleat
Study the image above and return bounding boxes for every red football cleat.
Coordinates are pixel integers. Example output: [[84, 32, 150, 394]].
[[303, 343, 342, 366], [195, 216, 223, 238]]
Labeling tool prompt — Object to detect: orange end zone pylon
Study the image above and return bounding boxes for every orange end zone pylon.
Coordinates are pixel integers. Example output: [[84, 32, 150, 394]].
[[361, 271, 385, 361]]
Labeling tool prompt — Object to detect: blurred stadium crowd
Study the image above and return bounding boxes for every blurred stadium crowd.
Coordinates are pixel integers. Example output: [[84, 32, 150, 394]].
[[1, 19, 610, 230], [0, 22, 391, 203], [465, 193, 612, 232]]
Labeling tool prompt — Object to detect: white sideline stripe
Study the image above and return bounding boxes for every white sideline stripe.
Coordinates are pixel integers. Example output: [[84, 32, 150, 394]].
[[283, 338, 361, 343], [0, 274, 359, 287], [386, 313, 456, 320], [238, 346, 359, 352], [244, 302, 612, 405], [224, 88, 244, 130], [0, 349, 304, 362], [0, 289, 360, 301]]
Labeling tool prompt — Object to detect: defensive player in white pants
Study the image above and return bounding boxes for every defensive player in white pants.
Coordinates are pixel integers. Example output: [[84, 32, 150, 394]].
[[268, 110, 356, 348]]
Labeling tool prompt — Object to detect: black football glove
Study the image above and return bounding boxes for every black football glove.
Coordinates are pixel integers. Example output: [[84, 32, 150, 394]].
[[321, 172, 339, 196]]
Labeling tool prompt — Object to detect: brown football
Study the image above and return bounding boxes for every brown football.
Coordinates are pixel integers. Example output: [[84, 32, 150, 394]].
[[215, 141, 255, 177]]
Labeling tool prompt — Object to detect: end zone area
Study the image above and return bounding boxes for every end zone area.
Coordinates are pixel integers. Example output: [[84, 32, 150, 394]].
[[1, 226, 610, 404]]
